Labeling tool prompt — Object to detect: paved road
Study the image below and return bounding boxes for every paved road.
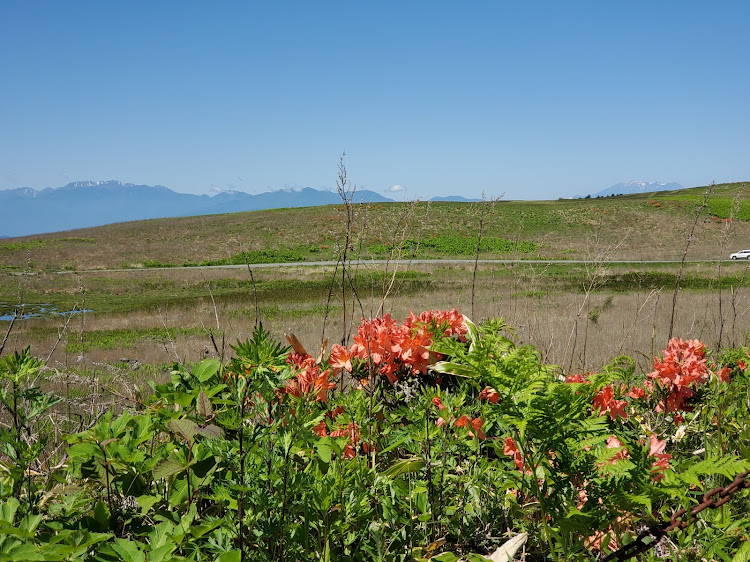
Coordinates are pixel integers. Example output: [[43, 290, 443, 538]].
[[55, 258, 745, 274]]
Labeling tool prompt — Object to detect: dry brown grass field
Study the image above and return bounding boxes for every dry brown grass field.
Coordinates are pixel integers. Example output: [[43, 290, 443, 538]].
[[3, 181, 750, 392]]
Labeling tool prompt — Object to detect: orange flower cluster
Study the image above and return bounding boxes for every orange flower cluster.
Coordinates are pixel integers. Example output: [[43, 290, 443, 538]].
[[312, 406, 374, 459], [478, 387, 499, 403], [592, 386, 629, 420], [503, 437, 525, 472], [595, 433, 672, 481], [432, 397, 485, 439], [565, 375, 646, 421], [329, 309, 467, 384], [648, 433, 672, 481], [331, 422, 362, 459], [598, 435, 630, 473], [279, 353, 336, 403], [647, 338, 711, 423]]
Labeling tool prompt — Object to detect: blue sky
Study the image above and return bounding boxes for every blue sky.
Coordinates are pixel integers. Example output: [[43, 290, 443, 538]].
[[1, 2, 748, 200]]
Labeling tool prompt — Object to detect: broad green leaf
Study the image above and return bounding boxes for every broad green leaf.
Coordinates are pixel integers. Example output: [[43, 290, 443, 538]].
[[382, 457, 426, 478], [216, 550, 241, 562], [466, 555, 493, 562], [19, 513, 42, 536], [132, 415, 154, 446], [193, 359, 220, 383], [179, 502, 198, 533], [136, 495, 160, 515], [732, 539, 750, 562], [413, 486, 428, 514], [167, 419, 199, 442], [92, 501, 111, 531], [109, 411, 133, 437], [188, 519, 221, 538], [147, 521, 176, 550], [431, 360, 477, 378], [4, 543, 47, 561], [153, 456, 185, 481], [197, 424, 223, 440], [0, 497, 19, 524], [197, 388, 213, 418], [147, 543, 178, 562], [110, 538, 146, 562], [67, 442, 102, 461], [432, 553, 460, 562], [315, 440, 332, 464], [168, 477, 190, 509]]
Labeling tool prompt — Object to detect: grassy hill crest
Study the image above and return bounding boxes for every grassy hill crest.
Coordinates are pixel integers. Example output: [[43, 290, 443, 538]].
[[0, 181, 748, 272]]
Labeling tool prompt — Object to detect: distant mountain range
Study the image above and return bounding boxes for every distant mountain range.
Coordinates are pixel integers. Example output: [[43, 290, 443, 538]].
[[0, 181, 478, 238], [429, 195, 482, 202], [591, 180, 684, 198]]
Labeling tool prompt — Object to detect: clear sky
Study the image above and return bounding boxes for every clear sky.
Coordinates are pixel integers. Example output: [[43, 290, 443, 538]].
[[1, 1, 748, 200]]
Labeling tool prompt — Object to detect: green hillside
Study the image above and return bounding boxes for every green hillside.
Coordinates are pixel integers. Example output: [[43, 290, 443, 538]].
[[1, 181, 748, 273]]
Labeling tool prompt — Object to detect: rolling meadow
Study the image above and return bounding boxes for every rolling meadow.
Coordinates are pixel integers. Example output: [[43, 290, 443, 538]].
[[3, 182, 750, 375]]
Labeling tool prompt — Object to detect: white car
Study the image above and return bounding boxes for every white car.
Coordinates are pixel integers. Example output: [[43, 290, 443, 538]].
[[730, 250, 750, 260]]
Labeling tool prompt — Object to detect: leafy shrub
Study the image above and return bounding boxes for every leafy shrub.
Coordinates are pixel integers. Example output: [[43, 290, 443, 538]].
[[1, 316, 749, 560]]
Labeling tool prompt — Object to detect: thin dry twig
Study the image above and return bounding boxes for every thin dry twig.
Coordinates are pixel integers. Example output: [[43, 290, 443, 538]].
[[668, 184, 713, 341], [377, 199, 423, 317], [157, 305, 184, 366], [44, 304, 79, 364], [0, 310, 17, 356]]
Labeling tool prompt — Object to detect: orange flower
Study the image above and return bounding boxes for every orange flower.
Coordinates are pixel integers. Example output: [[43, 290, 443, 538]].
[[331, 422, 361, 459], [627, 386, 645, 399], [329, 344, 353, 372], [280, 354, 336, 403], [597, 435, 630, 474], [592, 386, 629, 420], [478, 387, 499, 404], [503, 437, 525, 472], [312, 419, 328, 437], [404, 308, 468, 341], [648, 433, 672, 480], [469, 416, 486, 439], [432, 396, 446, 410], [454, 414, 470, 428], [327, 405, 344, 419]]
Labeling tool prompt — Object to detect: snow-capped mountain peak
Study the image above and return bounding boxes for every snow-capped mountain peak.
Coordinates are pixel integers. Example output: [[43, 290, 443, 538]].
[[592, 180, 683, 198]]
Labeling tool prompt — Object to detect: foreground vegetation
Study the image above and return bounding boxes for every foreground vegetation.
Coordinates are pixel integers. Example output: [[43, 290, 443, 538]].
[[1, 310, 749, 560]]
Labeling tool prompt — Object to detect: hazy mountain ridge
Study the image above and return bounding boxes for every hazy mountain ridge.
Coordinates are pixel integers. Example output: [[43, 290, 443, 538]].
[[593, 180, 684, 198], [429, 195, 482, 202], [0, 181, 394, 237]]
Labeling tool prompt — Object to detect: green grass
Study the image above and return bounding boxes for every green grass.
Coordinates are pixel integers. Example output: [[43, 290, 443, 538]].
[[0, 240, 48, 251], [64, 326, 206, 353], [0, 269, 435, 319], [365, 235, 537, 258]]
